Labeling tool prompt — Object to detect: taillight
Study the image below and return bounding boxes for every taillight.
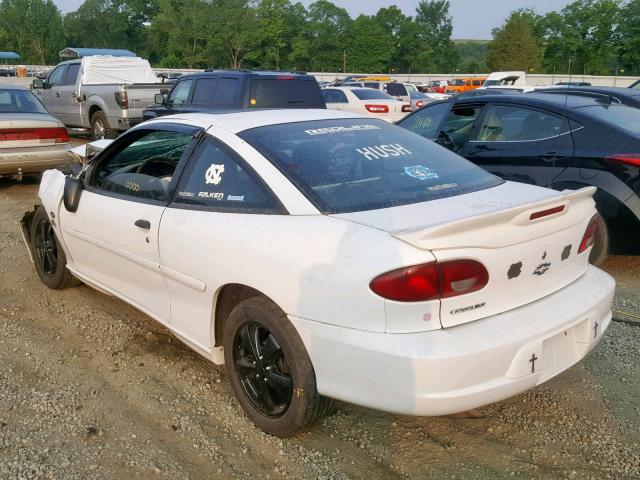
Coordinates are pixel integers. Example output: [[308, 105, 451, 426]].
[[606, 153, 640, 167], [365, 104, 389, 113], [0, 127, 68, 143], [416, 100, 424, 108], [578, 214, 599, 254], [402, 104, 413, 112], [370, 260, 489, 302], [114, 91, 129, 109]]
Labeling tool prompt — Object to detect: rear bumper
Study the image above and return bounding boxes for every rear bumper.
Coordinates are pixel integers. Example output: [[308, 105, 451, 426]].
[[0, 144, 74, 175], [290, 266, 615, 416]]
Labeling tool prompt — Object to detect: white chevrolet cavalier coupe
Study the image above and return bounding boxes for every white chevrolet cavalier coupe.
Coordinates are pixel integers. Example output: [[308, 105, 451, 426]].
[[22, 109, 615, 437]]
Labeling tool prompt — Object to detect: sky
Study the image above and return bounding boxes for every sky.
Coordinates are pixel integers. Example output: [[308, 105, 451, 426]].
[[52, 0, 573, 40]]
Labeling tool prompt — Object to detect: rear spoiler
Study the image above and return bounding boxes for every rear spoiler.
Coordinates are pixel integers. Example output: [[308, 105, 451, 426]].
[[393, 187, 597, 250], [67, 139, 113, 165]]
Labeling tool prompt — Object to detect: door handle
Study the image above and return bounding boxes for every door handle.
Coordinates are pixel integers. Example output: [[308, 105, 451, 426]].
[[135, 219, 151, 229]]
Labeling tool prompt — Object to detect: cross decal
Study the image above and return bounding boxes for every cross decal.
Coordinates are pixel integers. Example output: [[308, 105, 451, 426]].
[[594, 321, 599, 339], [529, 353, 538, 374]]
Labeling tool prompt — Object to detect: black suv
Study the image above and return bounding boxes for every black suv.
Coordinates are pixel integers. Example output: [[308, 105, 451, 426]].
[[143, 70, 325, 120]]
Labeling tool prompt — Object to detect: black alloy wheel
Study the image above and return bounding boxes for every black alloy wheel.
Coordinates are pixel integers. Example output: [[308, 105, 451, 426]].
[[224, 296, 332, 437], [34, 218, 58, 277], [233, 322, 293, 418]]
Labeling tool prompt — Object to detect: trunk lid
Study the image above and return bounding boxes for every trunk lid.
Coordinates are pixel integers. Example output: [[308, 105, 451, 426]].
[[333, 182, 597, 328], [0, 113, 65, 149]]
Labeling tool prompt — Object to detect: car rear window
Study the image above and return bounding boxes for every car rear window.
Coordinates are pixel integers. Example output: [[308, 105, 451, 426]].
[[249, 78, 324, 108], [579, 104, 640, 135], [239, 119, 502, 213], [0, 89, 48, 114], [351, 89, 393, 101]]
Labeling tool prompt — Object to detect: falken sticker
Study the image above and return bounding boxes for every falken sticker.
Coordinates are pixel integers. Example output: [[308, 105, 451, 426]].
[[198, 192, 224, 200], [205, 163, 225, 185], [305, 125, 380, 136], [404, 165, 439, 181], [227, 195, 245, 202], [357, 144, 412, 160]]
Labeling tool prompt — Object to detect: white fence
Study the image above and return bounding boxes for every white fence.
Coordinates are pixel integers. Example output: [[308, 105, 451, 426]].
[[3, 66, 639, 88]]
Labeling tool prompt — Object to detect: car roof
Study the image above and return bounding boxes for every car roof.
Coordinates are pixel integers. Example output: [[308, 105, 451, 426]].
[[140, 109, 367, 134], [0, 83, 28, 90], [178, 70, 310, 81], [534, 86, 640, 97], [453, 92, 625, 110]]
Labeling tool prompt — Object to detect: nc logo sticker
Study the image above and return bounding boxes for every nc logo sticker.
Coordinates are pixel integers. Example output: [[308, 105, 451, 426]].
[[404, 165, 439, 181], [205, 164, 225, 185]]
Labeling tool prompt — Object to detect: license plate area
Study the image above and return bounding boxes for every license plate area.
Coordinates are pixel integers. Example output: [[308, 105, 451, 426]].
[[540, 325, 581, 379]]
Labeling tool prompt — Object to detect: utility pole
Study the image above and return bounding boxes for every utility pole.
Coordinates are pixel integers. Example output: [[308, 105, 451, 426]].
[[343, 51, 346, 75]]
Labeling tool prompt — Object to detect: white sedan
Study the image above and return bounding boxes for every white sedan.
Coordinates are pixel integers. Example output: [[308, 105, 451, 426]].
[[23, 109, 615, 437], [322, 86, 411, 122]]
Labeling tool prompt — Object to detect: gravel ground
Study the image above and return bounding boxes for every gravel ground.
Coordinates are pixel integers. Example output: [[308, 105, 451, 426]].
[[1, 177, 639, 480]]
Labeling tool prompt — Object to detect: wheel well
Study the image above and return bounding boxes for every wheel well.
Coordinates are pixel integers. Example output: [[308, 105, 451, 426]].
[[88, 105, 102, 122], [213, 284, 263, 347]]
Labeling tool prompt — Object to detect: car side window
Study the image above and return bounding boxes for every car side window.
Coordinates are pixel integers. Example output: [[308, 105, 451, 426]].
[[440, 105, 483, 144], [474, 106, 570, 142], [322, 89, 348, 103], [169, 80, 193, 106], [399, 102, 451, 139], [213, 78, 239, 106], [174, 138, 281, 212], [192, 78, 218, 105], [91, 130, 194, 203], [63, 64, 80, 86], [385, 83, 406, 96], [48, 65, 66, 86]]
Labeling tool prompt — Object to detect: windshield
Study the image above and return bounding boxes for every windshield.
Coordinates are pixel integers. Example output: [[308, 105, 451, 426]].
[[579, 104, 640, 135], [239, 119, 502, 213], [0, 89, 48, 114], [450, 79, 465, 86], [351, 89, 394, 101]]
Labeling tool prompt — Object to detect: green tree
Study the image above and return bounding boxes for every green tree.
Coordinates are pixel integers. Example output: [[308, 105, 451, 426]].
[[252, 0, 306, 70], [63, 0, 158, 58], [206, 0, 260, 69], [540, 0, 620, 75], [0, 0, 64, 64], [413, 0, 457, 72], [455, 40, 489, 73], [486, 11, 541, 71], [149, 0, 211, 68], [305, 0, 351, 71], [374, 6, 411, 72], [346, 15, 393, 73], [617, 0, 640, 75]]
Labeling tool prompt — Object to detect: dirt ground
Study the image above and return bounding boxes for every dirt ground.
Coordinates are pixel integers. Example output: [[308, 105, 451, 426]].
[[1, 175, 639, 480]]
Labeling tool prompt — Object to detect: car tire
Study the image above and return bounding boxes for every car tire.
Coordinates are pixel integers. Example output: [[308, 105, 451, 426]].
[[224, 296, 332, 437], [589, 214, 609, 266], [31, 207, 80, 289], [90, 110, 116, 140]]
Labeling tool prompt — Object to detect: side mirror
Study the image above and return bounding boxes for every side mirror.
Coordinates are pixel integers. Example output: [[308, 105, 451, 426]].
[[63, 176, 83, 213], [32, 78, 43, 89], [154, 93, 168, 105]]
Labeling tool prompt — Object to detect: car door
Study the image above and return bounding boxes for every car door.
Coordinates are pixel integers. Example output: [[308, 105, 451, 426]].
[[58, 125, 200, 322], [159, 134, 285, 348], [37, 64, 67, 120], [459, 104, 574, 187], [56, 63, 82, 126], [165, 78, 194, 114], [189, 76, 218, 112]]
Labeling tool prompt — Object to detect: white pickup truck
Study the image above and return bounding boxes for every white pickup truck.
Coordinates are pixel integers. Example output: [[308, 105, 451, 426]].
[[32, 56, 167, 139]]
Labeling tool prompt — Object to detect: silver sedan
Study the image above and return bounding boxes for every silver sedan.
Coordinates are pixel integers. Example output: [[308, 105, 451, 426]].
[[0, 84, 73, 179]]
